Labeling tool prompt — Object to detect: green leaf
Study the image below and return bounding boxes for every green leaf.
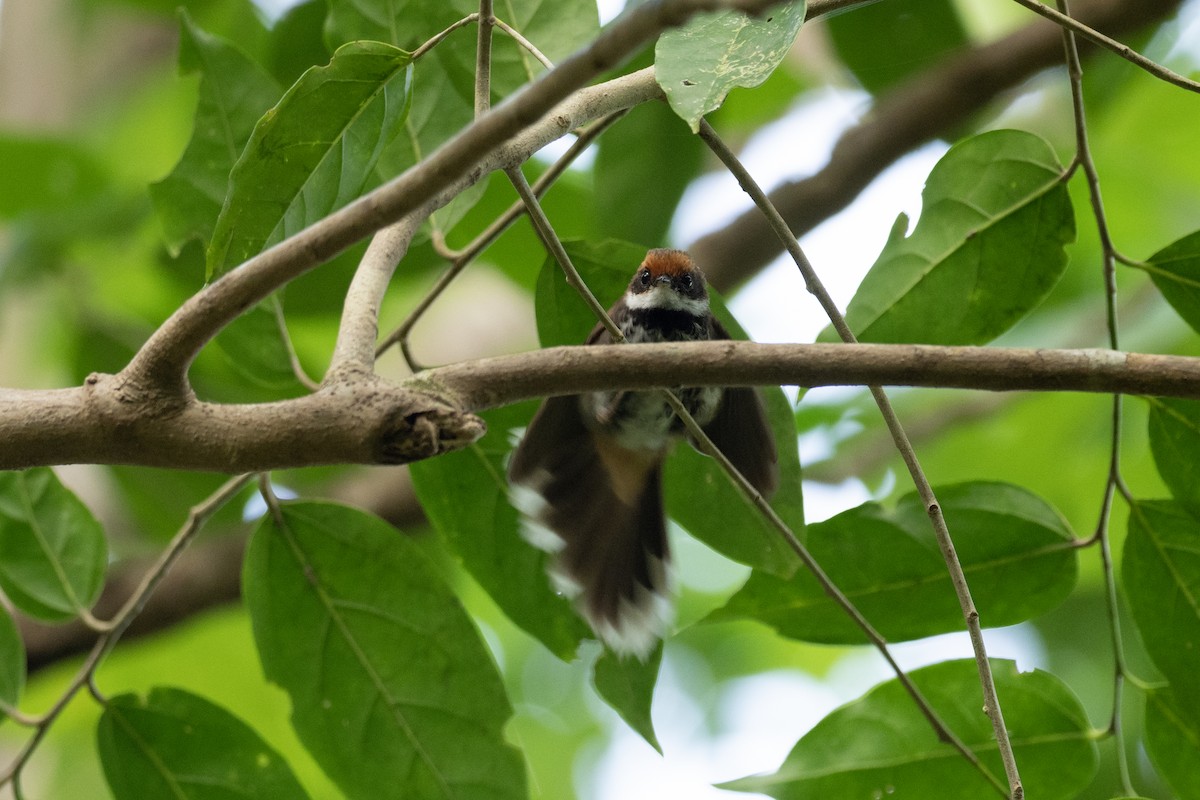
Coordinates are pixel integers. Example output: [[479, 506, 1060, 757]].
[[265, 0, 331, 87], [594, 64, 705, 248], [831, 129, 1075, 345], [243, 501, 526, 800], [592, 645, 663, 754], [1146, 396, 1200, 513], [656, 0, 806, 132], [0, 607, 25, 719], [1142, 229, 1200, 335], [534, 239, 802, 577], [150, 13, 282, 255], [711, 482, 1077, 643], [825, 0, 968, 94], [0, 468, 107, 622], [206, 41, 413, 278], [1122, 500, 1200, 712], [213, 297, 308, 394], [97, 687, 311, 800], [1144, 687, 1200, 800], [0, 134, 107, 219], [409, 403, 592, 661], [722, 660, 1098, 799]]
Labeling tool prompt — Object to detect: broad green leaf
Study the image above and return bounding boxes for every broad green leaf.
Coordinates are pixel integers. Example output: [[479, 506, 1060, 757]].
[[592, 645, 663, 754], [656, 1, 806, 132], [265, 0, 331, 86], [213, 297, 308, 394], [534, 239, 802, 577], [722, 659, 1097, 799], [97, 687, 311, 800], [826, 0, 968, 94], [831, 129, 1075, 345], [711, 482, 1077, 643], [0, 468, 107, 622], [207, 41, 413, 278], [0, 134, 107, 219], [1144, 688, 1200, 800], [1122, 500, 1200, 712], [1146, 396, 1200, 513], [150, 14, 281, 255], [1142, 229, 1200, 335], [0, 607, 25, 719], [243, 501, 526, 800], [409, 403, 592, 661], [595, 92, 705, 248]]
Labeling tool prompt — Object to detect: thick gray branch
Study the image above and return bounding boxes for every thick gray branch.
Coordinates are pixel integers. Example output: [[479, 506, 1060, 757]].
[[5, 343, 1200, 470]]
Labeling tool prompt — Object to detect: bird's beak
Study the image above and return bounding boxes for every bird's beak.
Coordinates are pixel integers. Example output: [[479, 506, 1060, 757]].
[[655, 275, 673, 286]]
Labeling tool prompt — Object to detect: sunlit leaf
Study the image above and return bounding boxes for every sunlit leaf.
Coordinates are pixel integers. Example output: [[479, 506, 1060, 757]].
[[410, 403, 592, 661], [98, 687, 311, 800], [592, 645, 663, 753], [1142, 229, 1200, 335], [150, 13, 281, 255], [0, 468, 107, 622], [534, 239, 802, 577], [1144, 688, 1200, 800], [830, 129, 1075, 345], [722, 660, 1097, 799], [207, 41, 413, 278], [243, 501, 526, 800], [656, 0, 806, 132], [1122, 500, 1200, 713], [711, 482, 1077, 643]]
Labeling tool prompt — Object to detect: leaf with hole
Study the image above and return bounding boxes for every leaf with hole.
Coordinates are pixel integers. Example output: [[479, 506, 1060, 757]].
[[534, 239, 803, 577], [206, 40, 412, 278], [243, 501, 526, 800], [656, 0, 807, 132], [150, 13, 281, 255], [0, 468, 107, 622], [97, 687, 310, 800], [829, 129, 1075, 345], [721, 659, 1097, 799], [710, 482, 1077, 643], [1122, 500, 1200, 713]]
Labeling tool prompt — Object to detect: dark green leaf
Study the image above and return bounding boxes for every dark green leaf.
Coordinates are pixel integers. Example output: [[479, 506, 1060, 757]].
[[592, 645, 663, 754], [150, 14, 282, 255], [1143, 229, 1200, 335], [594, 67, 704, 248], [409, 403, 591, 661], [534, 239, 802, 577], [1146, 396, 1200, 513], [1144, 688, 1200, 800], [213, 297, 308, 394], [243, 501, 526, 800], [826, 0, 968, 94], [722, 660, 1097, 799], [831, 129, 1075, 345], [711, 482, 1077, 643], [656, 1, 806, 132], [1122, 500, 1200, 712], [265, 0, 331, 86], [0, 468, 107, 622], [97, 687, 311, 800], [207, 41, 413, 278], [0, 607, 25, 719]]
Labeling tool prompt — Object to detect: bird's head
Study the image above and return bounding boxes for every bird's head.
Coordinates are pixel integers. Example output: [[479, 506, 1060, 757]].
[[625, 249, 709, 314]]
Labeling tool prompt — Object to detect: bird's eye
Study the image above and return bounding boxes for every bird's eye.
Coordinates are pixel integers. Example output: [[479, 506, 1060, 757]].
[[679, 273, 693, 289], [638, 269, 652, 287]]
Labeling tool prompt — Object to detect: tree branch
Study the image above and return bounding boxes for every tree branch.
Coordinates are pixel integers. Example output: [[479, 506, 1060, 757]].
[[690, 0, 1184, 292]]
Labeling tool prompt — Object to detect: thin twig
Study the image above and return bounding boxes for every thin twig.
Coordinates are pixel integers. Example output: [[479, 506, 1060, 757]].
[[1009, 0, 1200, 92], [374, 111, 629, 365], [476, 0, 494, 118], [0, 474, 254, 789], [506, 142, 1005, 797], [696, 118, 1021, 798], [270, 295, 320, 391], [413, 14, 480, 61], [494, 17, 555, 70], [1055, 2, 1137, 793]]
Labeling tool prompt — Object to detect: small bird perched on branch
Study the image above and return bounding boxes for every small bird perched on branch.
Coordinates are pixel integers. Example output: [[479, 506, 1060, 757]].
[[508, 249, 779, 658]]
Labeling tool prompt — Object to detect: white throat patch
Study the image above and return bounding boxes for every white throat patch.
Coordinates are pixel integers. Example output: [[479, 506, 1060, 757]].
[[624, 284, 708, 315]]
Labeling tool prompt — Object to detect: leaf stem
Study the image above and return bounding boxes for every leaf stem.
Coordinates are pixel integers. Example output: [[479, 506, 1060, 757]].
[[475, 0, 494, 118], [697, 118, 1019, 799]]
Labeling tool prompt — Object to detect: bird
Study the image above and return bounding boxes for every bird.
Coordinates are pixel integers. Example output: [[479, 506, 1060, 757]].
[[507, 248, 779, 658]]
